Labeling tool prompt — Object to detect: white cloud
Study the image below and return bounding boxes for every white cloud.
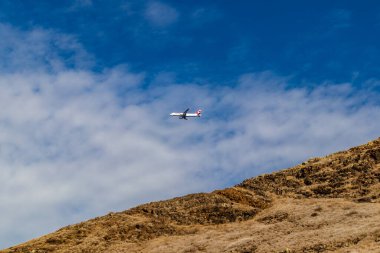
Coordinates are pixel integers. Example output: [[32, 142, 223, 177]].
[[0, 23, 380, 249], [0, 23, 92, 72], [144, 1, 179, 27]]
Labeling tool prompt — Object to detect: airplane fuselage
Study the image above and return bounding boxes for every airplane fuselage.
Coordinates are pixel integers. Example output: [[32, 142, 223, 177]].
[[170, 113, 200, 117], [170, 109, 202, 120]]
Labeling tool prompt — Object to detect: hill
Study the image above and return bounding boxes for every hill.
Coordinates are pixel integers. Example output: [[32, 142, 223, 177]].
[[2, 138, 380, 252]]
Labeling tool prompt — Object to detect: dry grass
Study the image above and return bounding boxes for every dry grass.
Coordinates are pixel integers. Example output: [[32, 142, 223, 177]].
[[129, 198, 380, 253], [2, 138, 380, 253]]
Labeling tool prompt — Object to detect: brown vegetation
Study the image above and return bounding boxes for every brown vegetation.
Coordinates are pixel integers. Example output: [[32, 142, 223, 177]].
[[2, 138, 380, 252]]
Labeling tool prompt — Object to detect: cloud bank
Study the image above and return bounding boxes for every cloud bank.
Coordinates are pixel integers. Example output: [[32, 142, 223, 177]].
[[0, 24, 379, 248]]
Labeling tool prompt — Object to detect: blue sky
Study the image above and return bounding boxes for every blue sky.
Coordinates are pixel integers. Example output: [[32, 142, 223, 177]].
[[0, 0, 380, 249], [2, 0, 380, 83]]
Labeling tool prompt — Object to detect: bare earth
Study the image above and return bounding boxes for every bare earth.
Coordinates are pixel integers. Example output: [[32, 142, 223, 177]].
[[2, 138, 380, 253]]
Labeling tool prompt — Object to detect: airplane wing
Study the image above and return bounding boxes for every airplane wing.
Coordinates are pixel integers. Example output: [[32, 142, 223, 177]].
[[182, 108, 189, 120]]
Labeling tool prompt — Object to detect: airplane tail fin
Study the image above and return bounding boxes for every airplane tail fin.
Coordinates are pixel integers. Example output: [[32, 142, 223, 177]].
[[196, 109, 202, 116]]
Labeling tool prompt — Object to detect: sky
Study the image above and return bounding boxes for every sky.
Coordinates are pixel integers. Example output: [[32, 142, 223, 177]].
[[0, 0, 380, 248]]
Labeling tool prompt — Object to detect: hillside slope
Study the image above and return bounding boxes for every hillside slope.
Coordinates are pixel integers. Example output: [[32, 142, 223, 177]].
[[2, 138, 380, 253]]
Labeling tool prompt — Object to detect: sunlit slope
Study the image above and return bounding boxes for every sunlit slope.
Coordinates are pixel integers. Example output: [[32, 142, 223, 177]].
[[2, 138, 380, 252]]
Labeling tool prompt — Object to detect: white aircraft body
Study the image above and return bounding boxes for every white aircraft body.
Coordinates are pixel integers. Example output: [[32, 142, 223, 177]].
[[170, 108, 202, 120]]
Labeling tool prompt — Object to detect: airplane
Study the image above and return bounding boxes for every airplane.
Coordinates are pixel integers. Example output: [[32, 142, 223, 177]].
[[170, 108, 202, 120]]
